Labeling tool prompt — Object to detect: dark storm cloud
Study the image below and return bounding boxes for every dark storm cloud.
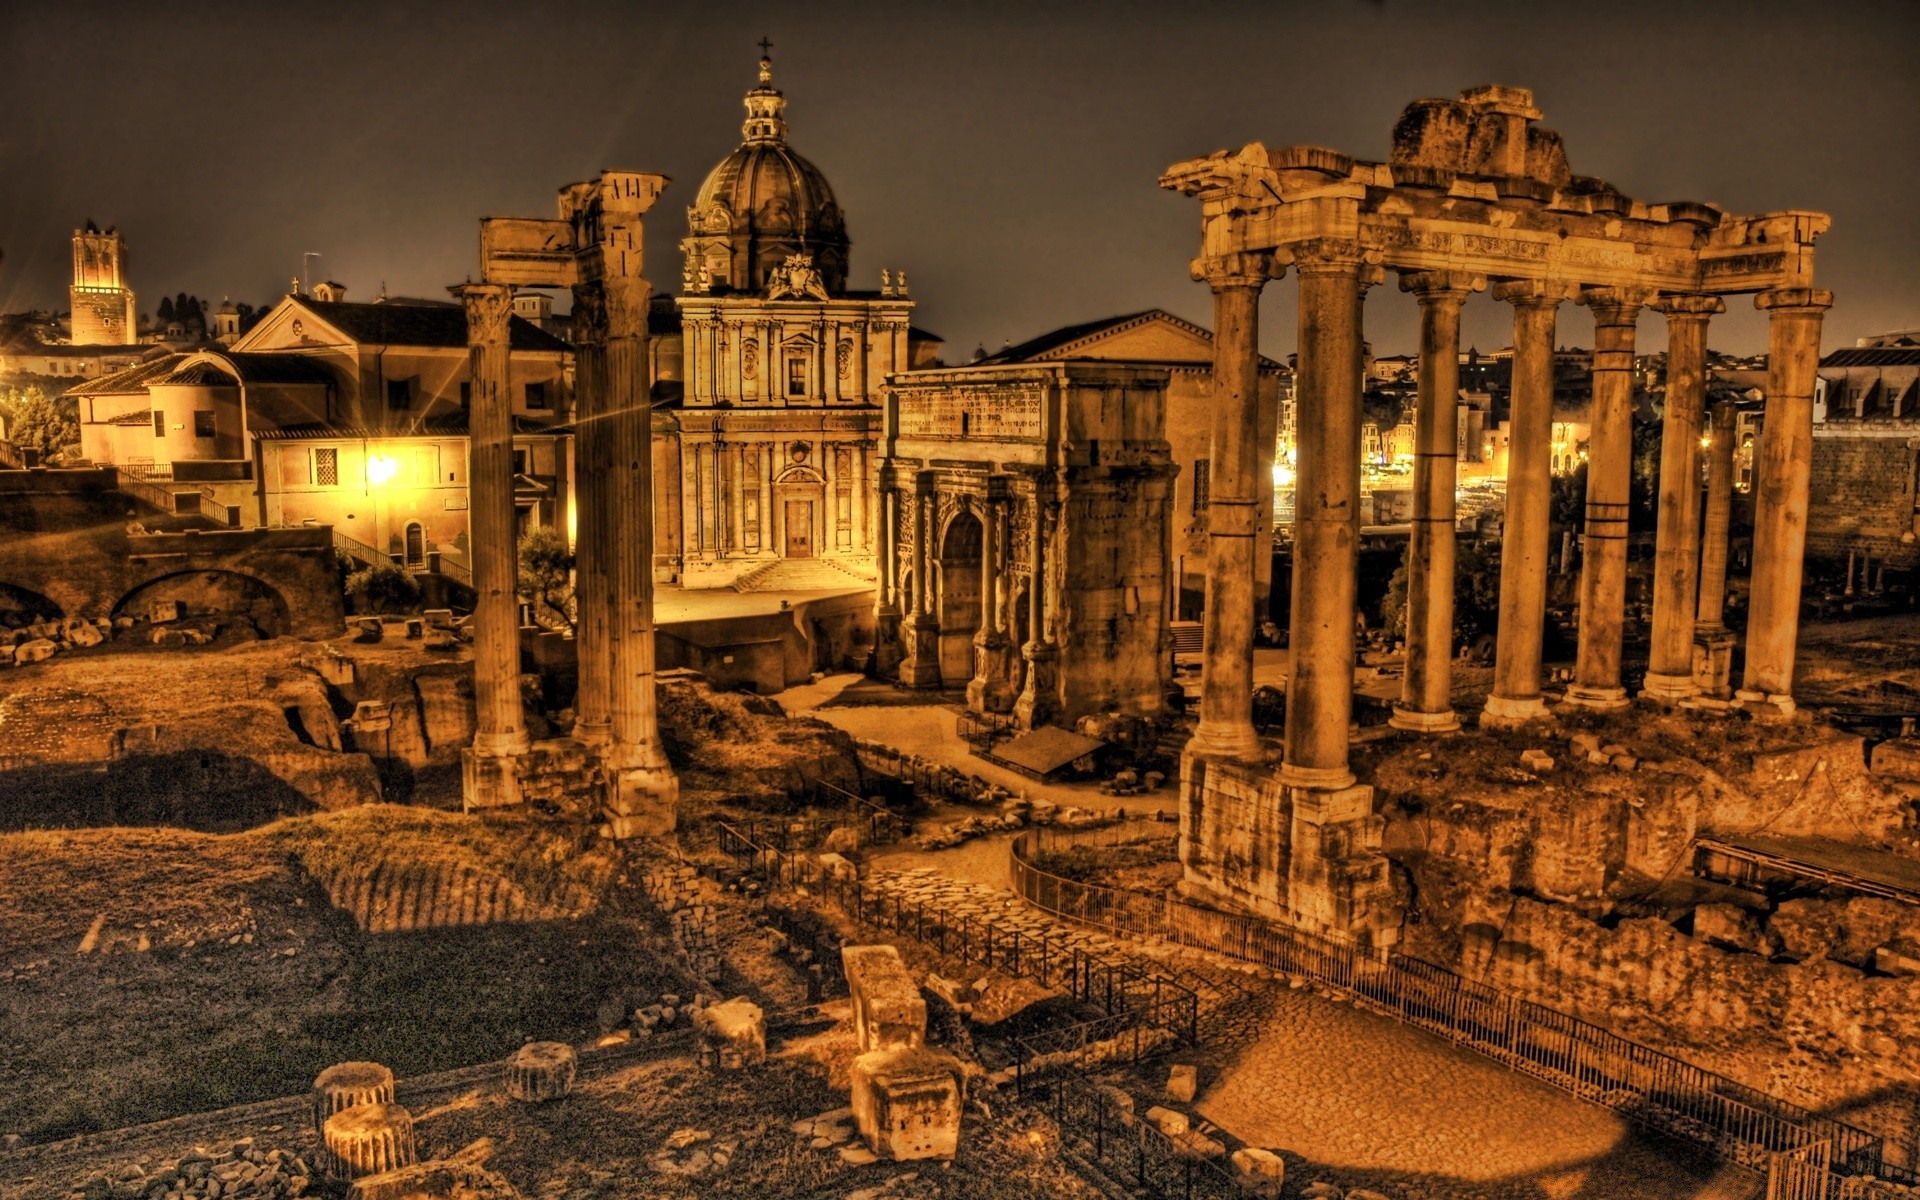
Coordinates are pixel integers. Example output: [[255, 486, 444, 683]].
[[0, 0, 1914, 359]]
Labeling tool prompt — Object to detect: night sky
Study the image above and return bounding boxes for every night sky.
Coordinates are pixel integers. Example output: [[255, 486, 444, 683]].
[[2, 0, 1915, 361]]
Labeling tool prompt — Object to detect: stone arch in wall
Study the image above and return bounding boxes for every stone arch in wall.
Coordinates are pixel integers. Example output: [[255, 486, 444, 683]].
[[113, 569, 290, 638], [0, 582, 65, 626], [937, 507, 983, 683]]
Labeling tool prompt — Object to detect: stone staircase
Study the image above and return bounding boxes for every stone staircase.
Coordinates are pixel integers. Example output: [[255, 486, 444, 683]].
[[732, 557, 875, 594]]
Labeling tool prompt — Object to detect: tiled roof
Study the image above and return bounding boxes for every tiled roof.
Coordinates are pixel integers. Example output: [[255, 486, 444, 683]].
[[295, 298, 571, 353], [974, 309, 1284, 369], [67, 355, 188, 397], [106, 410, 153, 426], [1822, 347, 1920, 368], [253, 415, 562, 441]]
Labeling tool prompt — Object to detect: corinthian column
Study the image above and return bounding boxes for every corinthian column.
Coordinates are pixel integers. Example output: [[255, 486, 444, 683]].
[[1187, 252, 1271, 762], [601, 251, 679, 836], [967, 493, 1010, 712], [1739, 287, 1833, 714], [899, 471, 942, 688], [1392, 271, 1480, 733], [1642, 295, 1723, 702], [1483, 282, 1564, 727], [570, 283, 611, 749], [1282, 239, 1372, 791], [457, 283, 528, 809], [1564, 287, 1652, 710], [1013, 488, 1058, 729]]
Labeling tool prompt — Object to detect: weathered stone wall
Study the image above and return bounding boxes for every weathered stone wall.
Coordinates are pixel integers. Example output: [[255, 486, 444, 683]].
[[1808, 428, 1920, 567], [1178, 755, 1291, 918]]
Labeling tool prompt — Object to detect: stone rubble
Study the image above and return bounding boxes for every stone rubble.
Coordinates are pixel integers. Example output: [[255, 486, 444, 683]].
[[66, 1141, 313, 1200]]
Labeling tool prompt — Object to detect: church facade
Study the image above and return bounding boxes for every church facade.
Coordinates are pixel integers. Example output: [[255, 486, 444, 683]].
[[654, 54, 937, 589]]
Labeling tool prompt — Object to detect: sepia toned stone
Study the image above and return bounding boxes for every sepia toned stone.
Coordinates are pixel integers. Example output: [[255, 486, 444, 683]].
[[842, 943, 927, 1054], [504, 1040, 577, 1102], [850, 1046, 965, 1161], [324, 1102, 417, 1180]]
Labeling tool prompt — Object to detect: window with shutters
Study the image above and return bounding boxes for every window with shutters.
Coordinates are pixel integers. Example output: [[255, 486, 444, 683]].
[[312, 447, 338, 486], [193, 411, 216, 439], [1192, 460, 1211, 515]]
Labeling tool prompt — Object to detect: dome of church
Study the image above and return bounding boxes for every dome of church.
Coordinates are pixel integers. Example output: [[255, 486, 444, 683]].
[[683, 54, 850, 297]]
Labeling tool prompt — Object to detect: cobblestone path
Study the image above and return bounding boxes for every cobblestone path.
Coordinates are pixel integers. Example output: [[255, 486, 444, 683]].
[[865, 868, 1758, 1200]]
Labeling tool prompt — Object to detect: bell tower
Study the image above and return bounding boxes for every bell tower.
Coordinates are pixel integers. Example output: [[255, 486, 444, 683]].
[[69, 221, 138, 346]]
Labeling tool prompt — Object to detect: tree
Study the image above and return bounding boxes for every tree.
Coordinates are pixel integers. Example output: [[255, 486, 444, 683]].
[[1380, 541, 1504, 645], [157, 296, 176, 325], [517, 525, 575, 632], [345, 562, 421, 614], [2, 386, 79, 461]]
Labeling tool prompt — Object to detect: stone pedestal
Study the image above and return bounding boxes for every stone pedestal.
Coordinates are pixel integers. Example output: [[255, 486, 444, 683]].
[[1178, 751, 1289, 919], [604, 752, 679, 840], [870, 605, 905, 678], [1286, 782, 1401, 952], [1690, 625, 1737, 700], [898, 614, 943, 689], [461, 744, 524, 811], [1011, 641, 1058, 729], [312, 1061, 395, 1140], [842, 944, 927, 1054], [695, 996, 766, 1069], [851, 1047, 965, 1162], [324, 1103, 417, 1181], [505, 1040, 578, 1103]]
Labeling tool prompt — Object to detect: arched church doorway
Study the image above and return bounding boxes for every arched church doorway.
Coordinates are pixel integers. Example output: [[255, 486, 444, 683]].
[[938, 509, 982, 683]]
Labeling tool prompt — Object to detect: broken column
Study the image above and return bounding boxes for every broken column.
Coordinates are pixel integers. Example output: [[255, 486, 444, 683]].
[[899, 472, 942, 688], [1564, 287, 1650, 710], [1391, 271, 1479, 733], [1188, 252, 1269, 761], [504, 1040, 578, 1102], [324, 1103, 417, 1181], [597, 178, 680, 837], [842, 944, 960, 1162], [1739, 287, 1833, 715], [458, 282, 529, 809], [312, 1061, 395, 1140], [1693, 398, 1739, 697], [1483, 283, 1562, 727], [1643, 295, 1722, 702]]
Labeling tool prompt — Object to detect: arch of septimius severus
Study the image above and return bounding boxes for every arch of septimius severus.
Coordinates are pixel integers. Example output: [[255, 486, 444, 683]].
[[1165, 85, 1829, 951]]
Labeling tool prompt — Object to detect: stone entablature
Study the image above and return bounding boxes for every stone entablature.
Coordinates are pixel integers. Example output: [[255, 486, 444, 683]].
[[1164, 83, 1830, 949], [875, 362, 1175, 728], [676, 295, 912, 410]]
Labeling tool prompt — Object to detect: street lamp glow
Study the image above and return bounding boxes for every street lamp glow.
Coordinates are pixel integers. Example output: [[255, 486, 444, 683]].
[[366, 454, 398, 486]]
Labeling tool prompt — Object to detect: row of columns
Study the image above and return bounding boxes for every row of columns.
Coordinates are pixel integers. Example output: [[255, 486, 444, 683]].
[[458, 263, 680, 833], [1188, 246, 1832, 796]]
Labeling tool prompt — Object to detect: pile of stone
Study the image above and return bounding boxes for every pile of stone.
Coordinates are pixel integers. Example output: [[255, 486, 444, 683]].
[[639, 866, 725, 980], [1099, 768, 1166, 797], [649, 1128, 738, 1177], [1568, 731, 1644, 772], [694, 996, 766, 1069], [67, 1141, 313, 1200], [2, 615, 119, 667], [916, 800, 1124, 850]]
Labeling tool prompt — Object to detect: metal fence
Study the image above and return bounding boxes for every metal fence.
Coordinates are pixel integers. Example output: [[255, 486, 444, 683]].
[[714, 819, 1198, 1041], [1010, 825, 1888, 1185], [805, 776, 910, 845], [1021, 1069, 1258, 1200]]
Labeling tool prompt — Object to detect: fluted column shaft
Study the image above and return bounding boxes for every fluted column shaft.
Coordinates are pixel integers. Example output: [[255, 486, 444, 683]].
[[1566, 288, 1650, 709], [570, 285, 611, 748], [1392, 274, 1477, 733], [1740, 288, 1833, 711], [602, 260, 678, 832], [1697, 399, 1738, 631], [1189, 261, 1268, 761], [1484, 285, 1562, 726], [1013, 489, 1058, 728], [967, 495, 1006, 712], [460, 284, 528, 765], [1282, 242, 1369, 790], [1644, 296, 1722, 701]]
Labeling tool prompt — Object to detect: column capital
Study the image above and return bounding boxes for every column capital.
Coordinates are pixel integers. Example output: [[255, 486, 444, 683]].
[[454, 282, 514, 342], [603, 274, 652, 330], [1651, 293, 1726, 319], [1577, 285, 1658, 325], [1490, 279, 1573, 308], [570, 281, 607, 345], [1287, 237, 1380, 276], [1191, 251, 1275, 290], [1399, 270, 1485, 303], [1756, 287, 1835, 314]]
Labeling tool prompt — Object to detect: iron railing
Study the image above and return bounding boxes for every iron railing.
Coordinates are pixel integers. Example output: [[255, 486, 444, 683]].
[[1022, 1069, 1257, 1200], [1010, 825, 1889, 1183]]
